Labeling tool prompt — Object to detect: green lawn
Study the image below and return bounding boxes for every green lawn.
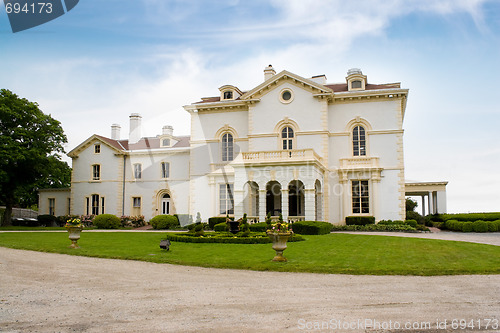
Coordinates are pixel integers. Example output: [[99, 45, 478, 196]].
[[0, 231, 499, 275]]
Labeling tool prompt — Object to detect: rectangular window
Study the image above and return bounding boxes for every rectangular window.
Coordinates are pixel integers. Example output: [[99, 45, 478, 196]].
[[94, 144, 101, 154], [161, 162, 170, 178], [67, 198, 71, 215], [219, 184, 234, 215], [92, 164, 100, 180], [86, 197, 89, 215], [48, 198, 55, 216], [133, 197, 141, 208], [352, 180, 369, 214], [91, 194, 100, 215], [101, 197, 105, 214], [134, 164, 142, 179]]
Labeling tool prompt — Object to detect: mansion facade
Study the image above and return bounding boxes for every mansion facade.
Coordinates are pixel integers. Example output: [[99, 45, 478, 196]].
[[39, 66, 447, 224]]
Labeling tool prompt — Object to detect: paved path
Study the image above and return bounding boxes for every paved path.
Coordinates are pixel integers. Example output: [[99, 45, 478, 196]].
[[1, 232, 499, 332]]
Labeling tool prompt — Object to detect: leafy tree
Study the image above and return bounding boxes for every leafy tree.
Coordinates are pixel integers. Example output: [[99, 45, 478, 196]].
[[0, 89, 67, 225], [406, 198, 418, 212]]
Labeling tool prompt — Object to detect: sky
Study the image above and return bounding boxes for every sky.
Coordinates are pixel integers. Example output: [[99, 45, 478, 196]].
[[1, 0, 499, 213]]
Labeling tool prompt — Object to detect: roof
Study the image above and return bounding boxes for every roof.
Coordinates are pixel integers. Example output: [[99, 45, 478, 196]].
[[69, 134, 190, 157], [325, 83, 401, 92], [193, 78, 402, 104]]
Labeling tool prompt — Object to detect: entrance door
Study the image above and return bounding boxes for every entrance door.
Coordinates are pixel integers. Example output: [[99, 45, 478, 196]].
[[161, 194, 170, 215]]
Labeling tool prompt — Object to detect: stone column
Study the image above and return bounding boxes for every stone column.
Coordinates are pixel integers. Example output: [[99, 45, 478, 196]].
[[233, 189, 244, 220], [259, 189, 267, 222], [304, 188, 316, 221], [428, 191, 434, 216], [421, 195, 426, 216], [281, 189, 289, 221]]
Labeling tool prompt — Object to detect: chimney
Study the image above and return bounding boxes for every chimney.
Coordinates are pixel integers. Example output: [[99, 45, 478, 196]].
[[264, 64, 276, 81], [162, 125, 173, 136], [310, 74, 327, 85], [111, 124, 121, 140], [129, 113, 142, 144]]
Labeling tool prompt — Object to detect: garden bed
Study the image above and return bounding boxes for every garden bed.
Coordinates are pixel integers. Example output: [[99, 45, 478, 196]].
[[164, 232, 304, 244]]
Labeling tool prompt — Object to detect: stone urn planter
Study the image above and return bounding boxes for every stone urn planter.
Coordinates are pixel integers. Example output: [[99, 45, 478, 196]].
[[227, 220, 240, 234], [66, 226, 83, 248], [267, 232, 292, 262]]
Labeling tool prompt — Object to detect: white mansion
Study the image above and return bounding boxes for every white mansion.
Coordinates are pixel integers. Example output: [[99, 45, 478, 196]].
[[39, 66, 447, 224]]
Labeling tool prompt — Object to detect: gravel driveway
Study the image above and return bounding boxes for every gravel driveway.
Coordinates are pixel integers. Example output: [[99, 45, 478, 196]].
[[1, 232, 499, 332]]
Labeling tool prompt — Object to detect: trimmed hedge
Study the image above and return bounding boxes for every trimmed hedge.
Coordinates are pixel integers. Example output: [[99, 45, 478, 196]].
[[249, 222, 268, 232], [377, 219, 418, 228], [93, 214, 121, 229], [331, 224, 418, 232], [439, 213, 500, 222], [164, 232, 304, 244], [345, 216, 375, 226], [208, 217, 229, 230], [444, 219, 500, 232], [150, 215, 179, 230], [214, 222, 228, 232], [291, 221, 332, 235]]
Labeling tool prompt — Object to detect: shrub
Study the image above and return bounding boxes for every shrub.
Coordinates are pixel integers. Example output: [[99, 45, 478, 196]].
[[405, 220, 418, 228], [331, 224, 417, 232], [120, 215, 147, 228], [164, 232, 304, 244], [214, 222, 228, 232], [208, 217, 228, 230], [93, 214, 121, 229], [36, 214, 57, 227], [249, 222, 268, 232], [440, 213, 500, 222], [472, 221, 489, 233], [487, 221, 499, 232], [186, 222, 209, 231], [291, 221, 332, 235], [345, 216, 375, 226], [150, 215, 179, 230], [461, 222, 474, 233], [406, 211, 425, 225]]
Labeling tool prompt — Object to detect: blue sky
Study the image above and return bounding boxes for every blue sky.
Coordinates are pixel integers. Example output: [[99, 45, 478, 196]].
[[1, 0, 499, 213]]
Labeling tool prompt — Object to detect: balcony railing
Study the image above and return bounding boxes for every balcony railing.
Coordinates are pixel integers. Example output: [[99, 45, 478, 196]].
[[239, 149, 323, 166], [339, 156, 379, 170]]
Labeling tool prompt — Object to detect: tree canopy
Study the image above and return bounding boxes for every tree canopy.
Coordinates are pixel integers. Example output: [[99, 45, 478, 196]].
[[0, 89, 69, 225]]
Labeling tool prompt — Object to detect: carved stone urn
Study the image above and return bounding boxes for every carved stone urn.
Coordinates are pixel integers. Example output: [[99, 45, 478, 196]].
[[66, 226, 83, 248], [267, 232, 292, 262]]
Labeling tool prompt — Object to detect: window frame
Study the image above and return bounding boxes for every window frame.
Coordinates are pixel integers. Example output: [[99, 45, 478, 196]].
[[92, 164, 101, 181], [48, 198, 55, 216], [352, 125, 366, 156], [133, 163, 142, 179], [281, 126, 294, 150], [161, 162, 170, 179], [221, 133, 234, 162], [219, 183, 234, 216], [223, 90, 233, 100], [94, 144, 101, 154], [352, 180, 370, 214]]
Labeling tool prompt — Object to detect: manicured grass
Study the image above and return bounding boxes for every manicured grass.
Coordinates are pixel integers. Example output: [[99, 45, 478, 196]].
[[0, 231, 499, 275]]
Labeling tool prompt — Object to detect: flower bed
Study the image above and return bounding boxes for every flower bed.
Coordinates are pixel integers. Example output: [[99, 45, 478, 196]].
[[165, 232, 304, 244]]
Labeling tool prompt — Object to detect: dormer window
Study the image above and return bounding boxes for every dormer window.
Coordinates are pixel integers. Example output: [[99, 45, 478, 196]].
[[223, 91, 233, 100], [162, 138, 170, 147], [351, 80, 362, 89], [346, 68, 367, 91]]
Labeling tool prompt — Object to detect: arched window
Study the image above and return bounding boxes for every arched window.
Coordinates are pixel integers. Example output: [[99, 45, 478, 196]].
[[161, 193, 171, 215], [353, 126, 366, 156], [282, 127, 294, 150], [222, 133, 233, 161]]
